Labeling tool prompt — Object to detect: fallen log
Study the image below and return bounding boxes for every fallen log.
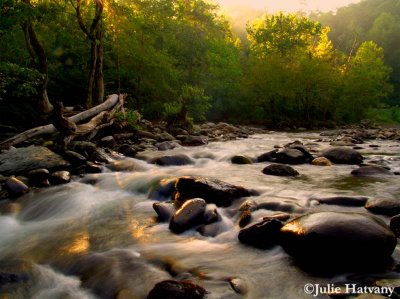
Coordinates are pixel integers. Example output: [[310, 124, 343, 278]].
[[0, 94, 121, 150]]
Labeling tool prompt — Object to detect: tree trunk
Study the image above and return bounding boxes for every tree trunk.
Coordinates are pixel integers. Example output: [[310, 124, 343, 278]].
[[94, 22, 104, 106], [0, 94, 121, 150], [86, 40, 97, 108], [21, 21, 53, 114]]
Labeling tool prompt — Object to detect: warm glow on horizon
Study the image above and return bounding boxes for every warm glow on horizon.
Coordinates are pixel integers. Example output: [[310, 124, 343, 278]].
[[215, 0, 362, 13]]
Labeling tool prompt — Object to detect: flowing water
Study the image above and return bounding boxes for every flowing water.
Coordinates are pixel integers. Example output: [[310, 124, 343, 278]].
[[1, 132, 400, 299]]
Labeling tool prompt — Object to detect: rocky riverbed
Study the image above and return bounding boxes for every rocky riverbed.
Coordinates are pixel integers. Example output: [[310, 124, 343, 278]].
[[0, 124, 400, 298]]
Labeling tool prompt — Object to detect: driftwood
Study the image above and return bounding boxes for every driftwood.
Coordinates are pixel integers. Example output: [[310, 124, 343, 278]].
[[0, 94, 121, 150]]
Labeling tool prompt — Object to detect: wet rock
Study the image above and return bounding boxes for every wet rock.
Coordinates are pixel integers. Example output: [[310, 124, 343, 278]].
[[390, 214, 400, 237], [351, 166, 393, 177], [181, 135, 208, 146], [311, 157, 332, 166], [280, 212, 396, 271], [28, 169, 50, 187], [100, 136, 116, 148], [286, 144, 314, 162], [118, 144, 138, 157], [255, 200, 305, 213], [203, 205, 219, 224], [365, 199, 400, 216], [71, 249, 170, 299], [239, 199, 258, 212], [321, 147, 363, 165], [169, 198, 206, 233], [238, 218, 283, 249], [229, 278, 247, 295], [238, 210, 252, 228], [90, 148, 113, 163], [156, 132, 175, 142], [69, 141, 97, 157], [137, 130, 157, 140], [148, 178, 177, 201], [262, 164, 299, 177], [263, 213, 291, 222], [63, 150, 87, 165], [174, 176, 256, 207], [0, 146, 69, 176], [50, 170, 71, 185], [314, 196, 369, 207], [86, 161, 103, 173], [231, 155, 253, 165], [151, 154, 194, 166], [147, 280, 207, 299], [257, 150, 278, 162], [6, 177, 29, 197], [156, 141, 181, 151], [275, 148, 307, 165], [153, 202, 176, 222], [107, 160, 148, 172]]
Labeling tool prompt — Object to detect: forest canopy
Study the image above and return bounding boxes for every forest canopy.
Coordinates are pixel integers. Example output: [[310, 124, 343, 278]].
[[0, 0, 397, 128]]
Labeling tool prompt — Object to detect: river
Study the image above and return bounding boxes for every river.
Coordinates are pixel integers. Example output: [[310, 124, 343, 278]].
[[1, 131, 400, 299]]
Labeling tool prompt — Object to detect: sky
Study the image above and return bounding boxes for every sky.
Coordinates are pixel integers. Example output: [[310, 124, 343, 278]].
[[214, 0, 363, 13]]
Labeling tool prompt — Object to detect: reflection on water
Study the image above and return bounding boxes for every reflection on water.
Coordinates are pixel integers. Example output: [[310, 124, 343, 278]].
[[0, 132, 399, 298]]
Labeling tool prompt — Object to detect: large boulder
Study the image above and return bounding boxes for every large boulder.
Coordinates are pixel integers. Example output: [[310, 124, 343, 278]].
[[262, 164, 299, 177], [169, 198, 206, 233], [257, 150, 278, 163], [0, 146, 69, 176], [321, 147, 363, 165], [280, 212, 396, 271], [181, 135, 208, 146], [174, 176, 256, 207], [231, 155, 253, 165]]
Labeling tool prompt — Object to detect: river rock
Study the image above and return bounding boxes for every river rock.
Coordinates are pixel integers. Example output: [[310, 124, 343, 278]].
[[274, 148, 306, 165], [63, 150, 87, 165], [280, 212, 396, 270], [86, 161, 103, 173], [6, 177, 29, 197], [50, 170, 71, 185], [238, 218, 283, 249], [351, 166, 393, 177], [311, 157, 332, 166], [107, 160, 148, 172], [262, 164, 299, 176], [321, 147, 363, 165], [174, 176, 256, 207], [365, 199, 400, 216], [390, 214, 400, 238], [151, 154, 193, 166], [229, 278, 248, 295], [100, 136, 116, 148], [156, 132, 175, 142], [313, 196, 369, 207], [0, 146, 69, 176], [118, 144, 138, 157], [156, 141, 181, 151], [28, 169, 50, 187], [69, 141, 97, 157], [153, 202, 176, 222], [148, 178, 177, 201], [147, 280, 207, 299], [231, 155, 253, 164], [181, 135, 208, 146], [90, 148, 113, 163], [169, 198, 206, 233], [238, 210, 252, 228], [257, 150, 278, 162], [203, 205, 219, 224]]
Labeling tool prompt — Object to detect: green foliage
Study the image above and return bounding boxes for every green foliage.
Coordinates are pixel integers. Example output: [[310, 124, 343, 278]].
[[115, 109, 141, 131], [0, 62, 42, 100], [365, 106, 400, 124]]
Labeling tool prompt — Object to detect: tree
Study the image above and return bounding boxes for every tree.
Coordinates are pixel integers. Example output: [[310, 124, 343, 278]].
[[70, 0, 104, 108], [339, 41, 393, 121]]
